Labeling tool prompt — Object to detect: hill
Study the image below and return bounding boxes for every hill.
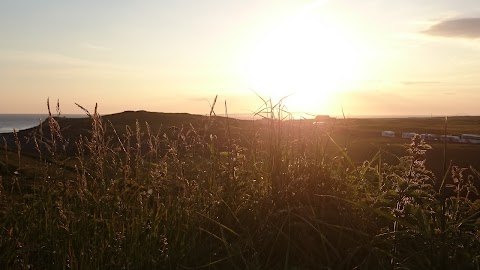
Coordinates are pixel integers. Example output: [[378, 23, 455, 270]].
[[2, 112, 480, 180], [2, 110, 480, 269]]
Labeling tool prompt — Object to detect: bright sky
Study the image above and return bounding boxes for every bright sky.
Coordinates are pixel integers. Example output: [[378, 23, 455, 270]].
[[1, 0, 480, 116]]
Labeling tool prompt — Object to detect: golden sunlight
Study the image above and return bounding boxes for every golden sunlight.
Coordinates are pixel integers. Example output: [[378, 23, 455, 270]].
[[246, 12, 367, 113]]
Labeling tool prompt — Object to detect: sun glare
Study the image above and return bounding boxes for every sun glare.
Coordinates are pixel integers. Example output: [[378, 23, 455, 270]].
[[246, 12, 367, 114]]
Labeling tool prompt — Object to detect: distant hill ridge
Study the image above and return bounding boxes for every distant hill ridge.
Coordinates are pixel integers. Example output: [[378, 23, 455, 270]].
[[0, 110, 252, 158]]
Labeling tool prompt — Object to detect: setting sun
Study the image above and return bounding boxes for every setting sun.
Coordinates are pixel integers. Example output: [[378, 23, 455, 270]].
[[246, 11, 366, 113]]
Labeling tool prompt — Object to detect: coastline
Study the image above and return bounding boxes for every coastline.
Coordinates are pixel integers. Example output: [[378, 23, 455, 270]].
[[0, 114, 85, 133]]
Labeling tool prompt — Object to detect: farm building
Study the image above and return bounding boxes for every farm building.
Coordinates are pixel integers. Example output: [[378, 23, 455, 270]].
[[439, 135, 461, 142], [461, 134, 480, 144], [381, 131, 395, 137], [402, 132, 417, 139], [421, 133, 437, 140]]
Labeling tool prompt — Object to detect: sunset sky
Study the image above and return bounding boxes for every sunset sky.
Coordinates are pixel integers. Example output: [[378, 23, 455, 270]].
[[1, 0, 480, 116]]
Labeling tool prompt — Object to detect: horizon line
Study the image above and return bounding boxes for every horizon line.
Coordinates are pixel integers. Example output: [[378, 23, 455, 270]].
[[1, 111, 480, 119]]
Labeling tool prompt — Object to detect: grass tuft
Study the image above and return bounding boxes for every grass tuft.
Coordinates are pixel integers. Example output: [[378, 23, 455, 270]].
[[0, 98, 479, 269]]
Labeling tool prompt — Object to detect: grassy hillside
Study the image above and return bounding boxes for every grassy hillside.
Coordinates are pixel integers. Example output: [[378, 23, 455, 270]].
[[1, 106, 480, 269]]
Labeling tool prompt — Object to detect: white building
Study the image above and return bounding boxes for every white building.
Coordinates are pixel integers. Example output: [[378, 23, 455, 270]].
[[381, 131, 395, 137], [421, 133, 437, 140], [439, 135, 461, 142], [461, 134, 480, 144], [402, 132, 417, 139]]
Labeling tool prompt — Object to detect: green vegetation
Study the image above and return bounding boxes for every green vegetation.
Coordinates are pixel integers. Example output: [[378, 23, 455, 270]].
[[1, 99, 480, 269]]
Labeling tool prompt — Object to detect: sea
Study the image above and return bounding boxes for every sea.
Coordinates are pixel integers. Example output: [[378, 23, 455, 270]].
[[0, 114, 84, 134]]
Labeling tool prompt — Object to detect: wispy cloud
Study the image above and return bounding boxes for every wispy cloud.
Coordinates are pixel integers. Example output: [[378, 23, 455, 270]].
[[0, 50, 150, 79], [401, 81, 442, 86], [81, 42, 110, 51], [185, 97, 208, 102], [424, 17, 480, 38], [0, 50, 107, 68]]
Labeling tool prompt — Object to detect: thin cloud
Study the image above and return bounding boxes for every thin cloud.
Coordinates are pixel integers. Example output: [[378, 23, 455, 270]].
[[0, 50, 110, 68], [0, 50, 150, 78], [81, 42, 110, 51], [424, 18, 480, 38], [401, 81, 442, 86], [185, 97, 207, 102]]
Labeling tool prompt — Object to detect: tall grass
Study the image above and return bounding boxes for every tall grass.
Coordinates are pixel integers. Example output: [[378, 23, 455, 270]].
[[0, 98, 479, 269]]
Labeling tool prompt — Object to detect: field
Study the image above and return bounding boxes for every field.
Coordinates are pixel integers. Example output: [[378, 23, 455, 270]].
[[1, 104, 480, 269]]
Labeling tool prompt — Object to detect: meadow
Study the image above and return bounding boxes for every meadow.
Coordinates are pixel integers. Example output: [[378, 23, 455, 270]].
[[1, 99, 480, 269]]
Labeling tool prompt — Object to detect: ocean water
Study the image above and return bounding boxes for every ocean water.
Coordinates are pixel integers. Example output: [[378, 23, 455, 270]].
[[0, 114, 84, 133]]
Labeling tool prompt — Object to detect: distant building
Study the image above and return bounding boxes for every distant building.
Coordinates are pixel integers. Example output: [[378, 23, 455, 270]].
[[381, 131, 395, 137], [421, 133, 437, 140], [402, 132, 417, 139], [439, 135, 461, 143], [314, 115, 331, 122], [461, 134, 480, 144]]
